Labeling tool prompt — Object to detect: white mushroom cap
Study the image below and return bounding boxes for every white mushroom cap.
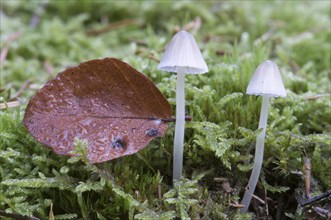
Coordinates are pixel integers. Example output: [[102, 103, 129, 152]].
[[246, 60, 286, 97], [157, 30, 208, 74]]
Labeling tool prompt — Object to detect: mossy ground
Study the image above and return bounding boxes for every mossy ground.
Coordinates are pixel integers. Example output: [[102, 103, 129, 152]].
[[0, 1, 330, 219]]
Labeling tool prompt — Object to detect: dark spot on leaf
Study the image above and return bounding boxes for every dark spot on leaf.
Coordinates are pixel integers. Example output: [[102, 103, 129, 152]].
[[112, 138, 126, 148], [145, 128, 159, 137]]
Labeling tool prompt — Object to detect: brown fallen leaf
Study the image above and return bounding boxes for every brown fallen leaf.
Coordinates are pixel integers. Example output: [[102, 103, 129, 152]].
[[23, 58, 173, 163]]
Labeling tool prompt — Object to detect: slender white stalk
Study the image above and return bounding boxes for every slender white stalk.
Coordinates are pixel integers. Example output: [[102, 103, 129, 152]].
[[173, 69, 186, 183], [241, 95, 270, 212]]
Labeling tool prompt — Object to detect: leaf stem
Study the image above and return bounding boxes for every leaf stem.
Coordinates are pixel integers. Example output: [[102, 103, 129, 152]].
[[241, 95, 270, 212], [89, 115, 192, 122], [161, 116, 192, 122], [173, 69, 186, 184]]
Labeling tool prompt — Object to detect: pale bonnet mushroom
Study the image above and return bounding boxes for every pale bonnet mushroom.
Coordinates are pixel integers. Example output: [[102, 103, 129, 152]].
[[158, 30, 208, 183], [241, 60, 286, 212]]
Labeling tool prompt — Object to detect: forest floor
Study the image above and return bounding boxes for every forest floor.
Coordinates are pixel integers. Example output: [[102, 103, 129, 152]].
[[1, 1, 330, 219]]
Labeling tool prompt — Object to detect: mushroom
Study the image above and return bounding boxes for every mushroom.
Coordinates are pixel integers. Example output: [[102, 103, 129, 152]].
[[158, 30, 208, 183], [241, 60, 286, 212]]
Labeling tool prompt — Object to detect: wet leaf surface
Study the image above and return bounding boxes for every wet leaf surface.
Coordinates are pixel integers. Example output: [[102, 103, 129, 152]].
[[23, 58, 173, 163]]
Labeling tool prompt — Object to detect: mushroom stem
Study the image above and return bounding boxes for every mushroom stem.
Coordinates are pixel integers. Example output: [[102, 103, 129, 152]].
[[173, 69, 186, 183], [241, 95, 270, 212]]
